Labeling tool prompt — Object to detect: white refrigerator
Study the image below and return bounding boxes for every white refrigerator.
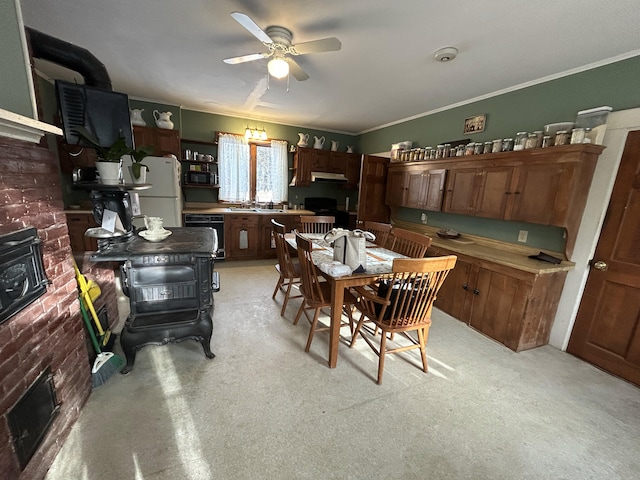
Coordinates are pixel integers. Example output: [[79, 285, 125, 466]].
[[122, 155, 183, 228]]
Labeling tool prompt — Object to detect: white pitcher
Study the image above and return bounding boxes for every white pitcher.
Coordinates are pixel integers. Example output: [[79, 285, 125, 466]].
[[153, 110, 174, 130], [130, 109, 146, 127], [313, 135, 325, 149], [297, 133, 309, 147], [331, 140, 339, 151]]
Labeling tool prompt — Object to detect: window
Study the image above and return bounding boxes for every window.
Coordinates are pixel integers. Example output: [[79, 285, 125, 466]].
[[218, 133, 288, 204]]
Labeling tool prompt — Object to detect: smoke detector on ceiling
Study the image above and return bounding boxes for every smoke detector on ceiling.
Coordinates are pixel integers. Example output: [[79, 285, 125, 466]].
[[434, 47, 458, 62]]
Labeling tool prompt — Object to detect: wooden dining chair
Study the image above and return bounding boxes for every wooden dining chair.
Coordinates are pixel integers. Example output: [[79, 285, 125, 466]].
[[299, 215, 336, 234], [271, 219, 302, 316], [294, 231, 357, 352], [349, 255, 457, 384], [389, 227, 432, 258], [363, 221, 393, 248]]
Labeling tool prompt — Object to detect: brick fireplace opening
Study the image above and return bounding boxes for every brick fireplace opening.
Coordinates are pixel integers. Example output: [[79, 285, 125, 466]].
[[0, 135, 118, 479]]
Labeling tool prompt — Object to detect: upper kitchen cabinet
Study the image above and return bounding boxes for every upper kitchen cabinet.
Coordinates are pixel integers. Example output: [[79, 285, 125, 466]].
[[386, 164, 446, 211], [133, 126, 180, 158], [291, 148, 361, 188], [388, 144, 604, 257]]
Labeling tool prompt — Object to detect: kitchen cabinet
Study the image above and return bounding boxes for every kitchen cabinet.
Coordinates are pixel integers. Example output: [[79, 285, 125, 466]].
[[227, 214, 260, 259], [386, 165, 446, 211], [388, 144, 604, 257], [259, 215, 299, 259], [444, 166, 513, 218], [66, 212, 98, 252], [226, 213, 301, 260], [133, 126, 180, 158], [292, 147, 361, 188], [429, 245, 567, 351]]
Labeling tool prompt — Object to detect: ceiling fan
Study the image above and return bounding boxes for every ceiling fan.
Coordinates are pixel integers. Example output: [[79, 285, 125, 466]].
[[223, 12, 342, 81]]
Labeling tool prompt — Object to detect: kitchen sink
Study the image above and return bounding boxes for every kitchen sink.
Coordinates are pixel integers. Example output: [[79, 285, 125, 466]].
[[226, 207, 256, 212], [226, 207, 287, 213]]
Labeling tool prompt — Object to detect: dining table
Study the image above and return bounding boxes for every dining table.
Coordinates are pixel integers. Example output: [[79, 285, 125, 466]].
[[285, 232, 407, 368]]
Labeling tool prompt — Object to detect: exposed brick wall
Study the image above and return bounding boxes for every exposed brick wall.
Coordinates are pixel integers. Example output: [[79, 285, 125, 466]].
[[0, 136, 117, 480]]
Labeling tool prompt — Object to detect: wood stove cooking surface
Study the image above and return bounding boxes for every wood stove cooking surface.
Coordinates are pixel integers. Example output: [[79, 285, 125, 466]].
[[90, 227, 218, 260]]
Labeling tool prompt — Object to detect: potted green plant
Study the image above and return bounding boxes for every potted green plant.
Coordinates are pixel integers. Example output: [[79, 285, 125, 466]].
[[129, 145, 155, 183], [74, 126, 153, 184]]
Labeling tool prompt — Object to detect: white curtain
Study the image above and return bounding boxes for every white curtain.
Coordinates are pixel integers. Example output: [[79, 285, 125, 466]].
[[218, 133, 250, 202], [255, 139, 288, 204]]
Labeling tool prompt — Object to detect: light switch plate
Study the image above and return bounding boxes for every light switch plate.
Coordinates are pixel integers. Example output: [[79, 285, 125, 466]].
[[518, 230, 528, 243]]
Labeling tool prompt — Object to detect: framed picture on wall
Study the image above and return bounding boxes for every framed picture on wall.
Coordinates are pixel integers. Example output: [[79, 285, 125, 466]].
[[463, 114, 486, 134]]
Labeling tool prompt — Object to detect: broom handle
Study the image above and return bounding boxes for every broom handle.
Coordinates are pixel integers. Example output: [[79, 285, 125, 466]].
[[79, 297, 102, 354], [82, 291, 107, 337]]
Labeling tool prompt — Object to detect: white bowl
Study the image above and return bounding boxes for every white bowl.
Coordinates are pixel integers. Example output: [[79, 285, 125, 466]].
[[139, 229, 172, 242]]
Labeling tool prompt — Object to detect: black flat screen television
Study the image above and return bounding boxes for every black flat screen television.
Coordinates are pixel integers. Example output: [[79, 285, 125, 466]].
[[55, 80, 133, 149]]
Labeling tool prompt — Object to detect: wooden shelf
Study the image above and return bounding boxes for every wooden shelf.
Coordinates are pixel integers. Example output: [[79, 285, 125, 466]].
[[181, 138, 217, 146]]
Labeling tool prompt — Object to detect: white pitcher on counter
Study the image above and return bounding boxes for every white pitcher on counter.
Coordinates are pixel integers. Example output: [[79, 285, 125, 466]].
[[153, 110, 174, 130], [313, 135, 325, 149], [331, 140, 339, 151]]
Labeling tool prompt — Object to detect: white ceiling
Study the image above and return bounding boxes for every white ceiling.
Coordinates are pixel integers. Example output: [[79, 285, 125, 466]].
[[19, 0, 640, 135]]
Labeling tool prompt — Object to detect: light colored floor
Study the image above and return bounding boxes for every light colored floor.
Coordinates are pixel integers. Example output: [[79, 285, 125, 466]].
[[46, 260, 640, 480]]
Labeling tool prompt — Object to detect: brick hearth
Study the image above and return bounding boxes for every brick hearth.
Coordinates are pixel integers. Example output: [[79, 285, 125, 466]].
[[0, 136, 117, 480]]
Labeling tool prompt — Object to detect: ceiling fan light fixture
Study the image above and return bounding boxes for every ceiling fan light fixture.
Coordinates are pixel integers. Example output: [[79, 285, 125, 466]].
[[268, 56, 289, 79]]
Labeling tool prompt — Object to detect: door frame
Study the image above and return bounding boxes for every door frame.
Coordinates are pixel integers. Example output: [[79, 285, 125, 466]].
[[551, 108, 640, 349]]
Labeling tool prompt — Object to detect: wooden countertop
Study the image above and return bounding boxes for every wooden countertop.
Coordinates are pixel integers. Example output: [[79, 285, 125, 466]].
[[393, 220, 574, 275], [184, 202, 314, 215]]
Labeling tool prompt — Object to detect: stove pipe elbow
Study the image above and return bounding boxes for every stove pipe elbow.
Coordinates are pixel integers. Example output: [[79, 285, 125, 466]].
[[25, 27, 112, 90]]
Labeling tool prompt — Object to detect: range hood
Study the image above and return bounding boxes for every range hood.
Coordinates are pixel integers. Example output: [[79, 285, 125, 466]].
[[311, 171, 348, 182]]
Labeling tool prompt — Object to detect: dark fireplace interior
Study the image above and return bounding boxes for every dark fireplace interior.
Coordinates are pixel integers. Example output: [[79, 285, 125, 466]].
[[7, 368, 60, 470]]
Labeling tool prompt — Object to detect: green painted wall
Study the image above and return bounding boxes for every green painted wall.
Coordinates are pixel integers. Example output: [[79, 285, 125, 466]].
[[0, 0, 34, 117], [359, 56, 640, 154]]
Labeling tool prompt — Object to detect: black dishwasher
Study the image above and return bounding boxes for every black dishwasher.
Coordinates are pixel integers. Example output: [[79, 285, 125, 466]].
[[184, 214, 225, 259]]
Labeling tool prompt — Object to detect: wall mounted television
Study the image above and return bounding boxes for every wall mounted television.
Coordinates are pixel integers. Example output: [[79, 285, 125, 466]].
[[55, 79, 133, 149]]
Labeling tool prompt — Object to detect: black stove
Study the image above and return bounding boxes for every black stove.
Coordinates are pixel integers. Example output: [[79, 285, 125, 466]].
[[304, 197, 350, 229], [91, 227, 218, 373]]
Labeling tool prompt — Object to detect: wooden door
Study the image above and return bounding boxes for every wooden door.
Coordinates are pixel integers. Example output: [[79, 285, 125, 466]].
[[475, 166, 514, 218], [443, 169, 477, 215], [293, 149, 312, 186], [385, 168, 408, 207], [358, 155, 390, 223], [568, 130, 640, 386]]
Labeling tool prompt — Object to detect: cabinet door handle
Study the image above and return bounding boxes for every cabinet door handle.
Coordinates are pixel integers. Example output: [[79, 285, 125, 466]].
[[473, 288, 480, 295], [462, 284, 468, 291]]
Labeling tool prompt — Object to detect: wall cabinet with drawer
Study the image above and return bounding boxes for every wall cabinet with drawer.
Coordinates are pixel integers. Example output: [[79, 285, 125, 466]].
[[429, 245, 568, 352]]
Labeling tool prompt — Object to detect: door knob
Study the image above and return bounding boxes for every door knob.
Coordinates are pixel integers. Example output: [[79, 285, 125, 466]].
[[593, 260, 608, 271]]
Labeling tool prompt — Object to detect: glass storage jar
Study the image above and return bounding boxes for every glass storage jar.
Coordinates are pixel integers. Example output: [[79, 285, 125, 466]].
[[514, 132, 528, 151], [502, 138, 514, 151], [492, 139, 503, 153], [555, 130, 570, 146]]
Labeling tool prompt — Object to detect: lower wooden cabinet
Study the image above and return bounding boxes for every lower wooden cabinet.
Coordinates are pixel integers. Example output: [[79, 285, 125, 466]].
[[227, 215, 260, 259], [226, 214, 300, 260], [66, 212, 98, 252], [430, 245, 567, 351]]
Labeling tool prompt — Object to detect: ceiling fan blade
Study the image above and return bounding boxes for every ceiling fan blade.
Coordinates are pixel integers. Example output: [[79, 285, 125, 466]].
[[291, 37, 341, 55], [287, 58, 310, 81], [230, 12, 273, 44], [223, 52, 269, 65]]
